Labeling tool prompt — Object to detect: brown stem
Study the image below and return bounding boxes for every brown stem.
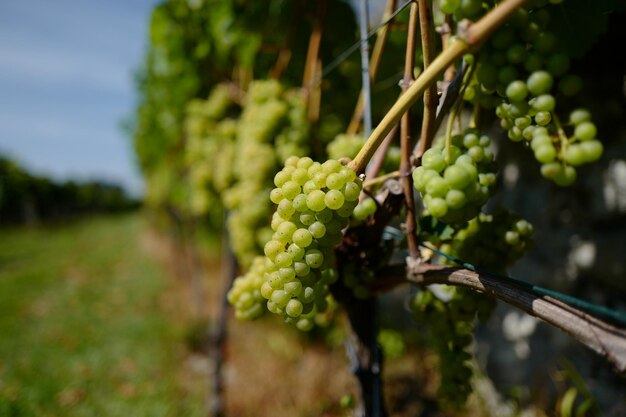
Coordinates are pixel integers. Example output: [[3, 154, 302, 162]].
[[400, 1, 420, 259], [301, 1, 325, 102], [364, 124, 398, 181], [415, 0, 438, 159]]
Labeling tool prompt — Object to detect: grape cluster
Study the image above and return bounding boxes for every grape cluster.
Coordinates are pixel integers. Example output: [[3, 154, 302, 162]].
[[249, 156, 361, 329], [326, 133, 365, 161], [440, 211, 533, 272], [222, 80, 310, 267], [462, 3, 604, 185], [410, 287, 493, 408], [413, 130, 496, 224], [534, 109, 603, 186], [183, 85, 237, 219]]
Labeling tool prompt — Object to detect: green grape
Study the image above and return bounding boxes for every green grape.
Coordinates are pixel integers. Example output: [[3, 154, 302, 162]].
[[534, 111, 551, 126], [563, 144, 587, 166], [352, 197, 377, 222], [506, 80, 528, 102], [554, 165, 577, 186], [526, 70, 553, 95], [530, 94, 555, 112], [292, 229, 313, 248], [325, 189, 345, 210], [534, 144, 556, 163], [427, 197, 449, 218], [440, 0, 461, 14], [580, 140, 603, 162], [308, 221, 326, 239], [569, 108, 591, 125], [306, 190, 327, 212], [574, 122, 597, 141]]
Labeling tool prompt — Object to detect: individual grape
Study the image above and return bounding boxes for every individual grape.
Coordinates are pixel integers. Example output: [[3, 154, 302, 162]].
[[281, 181, 301, 200], [574, 121, 597, 141], [530, 94, 555, 112], [534, 144, 556, 163], [270, 188, 284, 204], [426, 176, 451, 198], [426, 197, 449, 218], [326, 173, 345, 190], [569, 108, 591, 125], [325, 189, 345, 210], [534, 111, 551, 126], [292, 228, 313, 248], [526, 70, 553, 95], [264, 239, 284, 260], [306, 190, 326, 212], [505, 80, 528, 102], [554, 165, 577, 186], [286, 299, 304, 317], [352, 197, 377, 222], [580, 140, 603, 162], [308, 221, 326, 239], [540, 162, 561, 180], [344, 181, 361, 201], [440, 0, 461, 14]]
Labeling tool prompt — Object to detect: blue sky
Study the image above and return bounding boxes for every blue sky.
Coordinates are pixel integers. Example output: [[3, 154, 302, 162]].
[[0, 0, 160, 196]]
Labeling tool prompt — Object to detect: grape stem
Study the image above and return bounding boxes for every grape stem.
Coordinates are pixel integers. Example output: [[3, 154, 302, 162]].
[[414, 0, 438, 159], [400, 1, 421, 259], [349, 0, 529, 174], [363, 170, 401, 189], [552, 112, 570, 156]]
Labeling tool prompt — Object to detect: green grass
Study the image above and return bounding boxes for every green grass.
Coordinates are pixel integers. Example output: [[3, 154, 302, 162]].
[[0, 214, 204, 417]]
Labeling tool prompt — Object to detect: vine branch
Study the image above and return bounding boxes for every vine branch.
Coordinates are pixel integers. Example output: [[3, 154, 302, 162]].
[[400, 1, 420, 259], [414, 0, 438, 159], [374, 263, 626, 374]]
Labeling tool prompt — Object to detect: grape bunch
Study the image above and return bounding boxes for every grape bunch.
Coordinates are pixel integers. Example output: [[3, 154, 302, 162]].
[[440, 210, 533, 272], [532, 109, 603, 186], [410, 287, 493, 408], [232, 156, 362, 330], [183, 85, 237, 221], [461, 3, 604, 185], [413, 129, 496, 224], [326, 133, 365, 161], [222, 80, 310, 267]]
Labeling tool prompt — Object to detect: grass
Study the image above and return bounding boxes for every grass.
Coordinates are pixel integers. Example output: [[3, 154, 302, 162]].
[[0, 214, 204, 417]]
